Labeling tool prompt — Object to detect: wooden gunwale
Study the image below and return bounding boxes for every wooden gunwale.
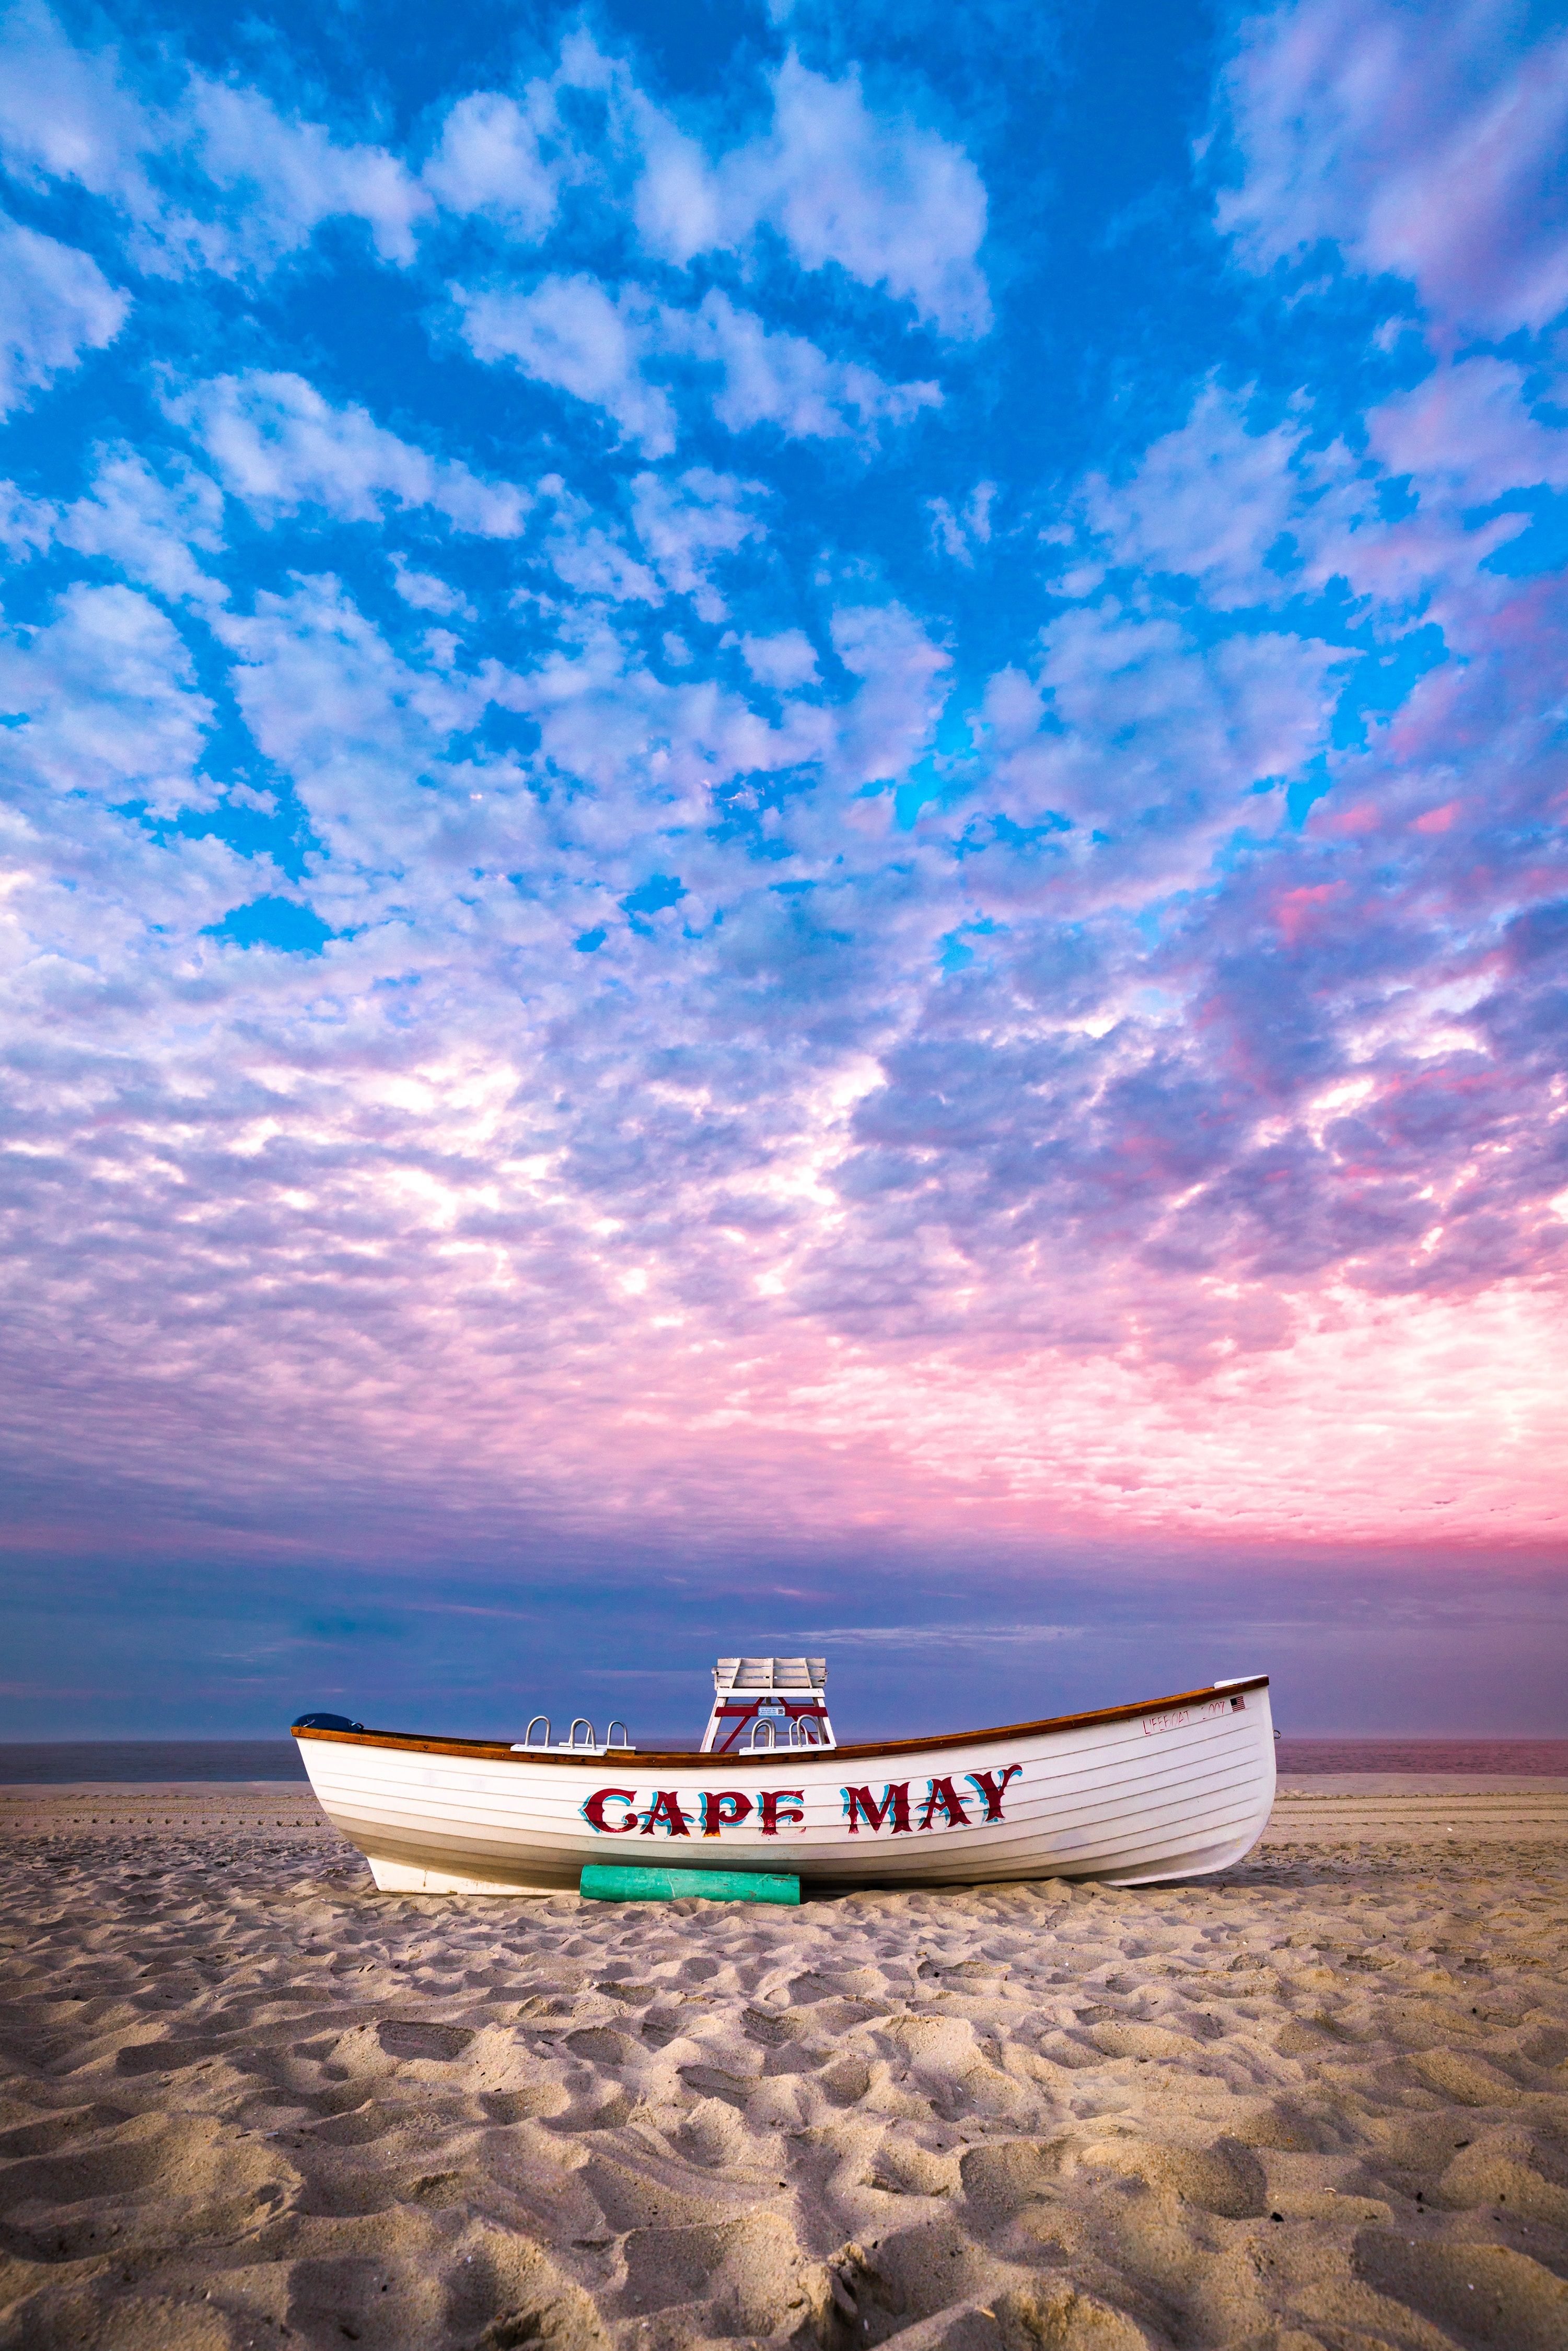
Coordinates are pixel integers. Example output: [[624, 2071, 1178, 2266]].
[[293, 1675, 1270, 1769]]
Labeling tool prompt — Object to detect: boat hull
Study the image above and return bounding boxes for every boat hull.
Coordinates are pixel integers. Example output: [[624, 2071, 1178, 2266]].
[[294, 1679, 1274, 1893]]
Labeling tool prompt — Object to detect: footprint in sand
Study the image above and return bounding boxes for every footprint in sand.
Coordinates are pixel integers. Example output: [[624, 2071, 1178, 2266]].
[[617, 2207, 817, 2337], [377, 2020, 474, 2062]]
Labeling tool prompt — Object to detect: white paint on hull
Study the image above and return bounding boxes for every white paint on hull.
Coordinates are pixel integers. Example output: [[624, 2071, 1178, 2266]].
[[296, 1682, 1276, 1894]]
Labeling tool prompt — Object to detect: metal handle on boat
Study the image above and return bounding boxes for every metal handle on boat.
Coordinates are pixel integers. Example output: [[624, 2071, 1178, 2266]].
[[745, 1719, 777, 1750], [566, 1718, 596, 1749], [607, 1720, 631, 1748], [520, 1716, 552, 1749]]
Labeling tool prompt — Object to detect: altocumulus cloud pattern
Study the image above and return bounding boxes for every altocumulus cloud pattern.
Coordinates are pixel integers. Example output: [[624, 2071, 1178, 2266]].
[[1, 0, 1566, 1573]]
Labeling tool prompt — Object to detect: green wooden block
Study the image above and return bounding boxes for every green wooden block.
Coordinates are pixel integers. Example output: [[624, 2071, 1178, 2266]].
[[580, 1864, 800, 1905]]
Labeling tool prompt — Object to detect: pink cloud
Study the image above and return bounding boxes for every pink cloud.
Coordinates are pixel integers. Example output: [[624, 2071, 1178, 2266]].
[[1368, 357, 1568, 504], [1273, 881, 1340, 945], [1218, 0, 1568, 334]]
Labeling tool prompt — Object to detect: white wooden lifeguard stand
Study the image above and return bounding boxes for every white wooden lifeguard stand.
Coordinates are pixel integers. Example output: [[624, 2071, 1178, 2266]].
[[699, 1657, 835, 1754]]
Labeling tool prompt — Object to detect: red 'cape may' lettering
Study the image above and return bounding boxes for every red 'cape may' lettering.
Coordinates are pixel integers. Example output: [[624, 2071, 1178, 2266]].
[[918, 1776, 971, 1829], [586, 1789, 798, 1835], [843, 1783, 911, 1834], [966, 1765, 1023, 1821], [583, 1788, 637, 1833], [701, 1790, 753, 1837], [589, 1770, 1025, 1841], [841, 1767, 1025, 1835], [641, 1790, 692, 1835]]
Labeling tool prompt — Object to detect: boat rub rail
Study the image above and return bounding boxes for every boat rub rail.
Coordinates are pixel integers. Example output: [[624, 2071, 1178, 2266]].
[[292, 1676, 1270, 1768]]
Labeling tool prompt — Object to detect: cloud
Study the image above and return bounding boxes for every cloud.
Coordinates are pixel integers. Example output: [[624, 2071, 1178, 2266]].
[[0, 475, 55, 556], [1217, 0, 1568, 334], [630, 467, 766, 619], [452, 277, 937, 452], [633, 53, 991, 339], [1020, 603, 1344, 855], [671, 288, 939, 443], [0, 8, 161, 244], [928, 480, 995, 566], [0, 582, 214, 815], [1367, 356, 1568, 505], [180, 75, 431, 271], [56, 447, 227, 608], [418, 37, 989, 347], [422, 88, 562, 239], [390, 555, 475, 620], [454, 274, 676, 456], [741, 630, 819, 690], [831, 601, 951, 788], [492, 613, 828, 832], [750, 56, 990, 337], [1075, 382, 1313, 606], [1056, 369, 1549, 639], [0, 213, 127, 416], [0, 4, 428, 277], [215, 575, 482, 867], [629, 99, 722, 267], [171, 372, 532, 536], [539, 476, 663, 606]]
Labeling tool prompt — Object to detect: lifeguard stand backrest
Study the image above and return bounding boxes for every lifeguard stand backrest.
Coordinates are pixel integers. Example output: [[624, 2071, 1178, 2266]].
[[701, 1658, 834, 1752]]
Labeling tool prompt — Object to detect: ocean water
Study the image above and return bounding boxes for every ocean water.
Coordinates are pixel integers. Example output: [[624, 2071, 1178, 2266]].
[[2, 1736, 1565, 1783], [0, 1741, 309, 1785], [1274, 1738, 1568, 1775]]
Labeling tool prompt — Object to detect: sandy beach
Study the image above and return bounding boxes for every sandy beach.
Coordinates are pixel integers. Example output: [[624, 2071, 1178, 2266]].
[[2, 1781, 1565, 2351]]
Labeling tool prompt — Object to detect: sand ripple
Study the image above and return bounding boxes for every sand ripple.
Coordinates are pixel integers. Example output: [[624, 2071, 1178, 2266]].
[[2, 1795, 1566, 2349]]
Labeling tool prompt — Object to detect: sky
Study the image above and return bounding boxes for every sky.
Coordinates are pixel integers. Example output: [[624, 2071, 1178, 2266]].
[[1, 0, 1565, 1743]]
